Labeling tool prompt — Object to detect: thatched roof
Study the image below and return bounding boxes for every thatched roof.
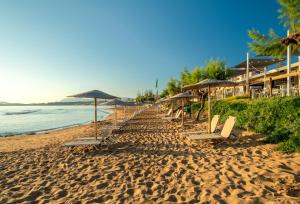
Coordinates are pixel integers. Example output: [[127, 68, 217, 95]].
[[233, 58, 284, 69], [282, 33, 300, 47], [183, 79, 237, 91], [101, 99, 127, 106], [68, 90, 117, 99], [170, 92, 194, 99]]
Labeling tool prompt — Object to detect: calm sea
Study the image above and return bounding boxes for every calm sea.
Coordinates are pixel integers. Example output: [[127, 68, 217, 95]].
[[0, 105, 111, 136]]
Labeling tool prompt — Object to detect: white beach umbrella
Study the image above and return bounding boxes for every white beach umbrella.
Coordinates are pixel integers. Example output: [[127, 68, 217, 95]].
[[101, 99, 128, 124], [68, 90, 118, 139], [170, 92, 195, 127]]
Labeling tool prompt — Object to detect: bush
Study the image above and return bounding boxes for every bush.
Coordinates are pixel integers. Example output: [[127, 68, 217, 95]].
[[265, 127, 291, 143], [212, 96, 300, 153], [191, 102, 208, 113], [222, 94, 250, 101], [278, 133, 300, 153]]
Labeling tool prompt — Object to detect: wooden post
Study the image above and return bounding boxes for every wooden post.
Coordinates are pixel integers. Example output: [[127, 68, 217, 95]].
[[208, 85, 211, 134], [94, 98, 97, 139], [287, 30, 291, 96], [233, 86, 236, 96], [246, 52, 250, 95], [123, 106, 126, 119], [269, 77, 273, 96], [263, 67, 267, 91], [298, 56, 300, 93], [181, 99, 184, 127], [115, 104, 117, 125]]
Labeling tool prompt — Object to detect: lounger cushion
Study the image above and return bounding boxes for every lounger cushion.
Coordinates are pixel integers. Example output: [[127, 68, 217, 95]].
[[187, 133, 223, 140], [65, 139, 101, 146]]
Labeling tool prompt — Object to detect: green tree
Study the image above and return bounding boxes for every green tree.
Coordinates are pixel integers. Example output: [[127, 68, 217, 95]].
[[160, 88, 169, 98], [180, 66, 206, 87], [278, 0, 300, 33], [180, 67, 192, 86], [248, 0, 300, 56], [191, 66, 205, 83], [166, 78, 181, 96], [144, 90, 155, 101], [205, 58, 228, 80], [136, 90, 155, 102]]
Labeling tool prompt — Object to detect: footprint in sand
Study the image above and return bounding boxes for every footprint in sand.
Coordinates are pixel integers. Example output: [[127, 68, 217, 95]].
[[166, 194, 178, 202], [286, 189, 300, 198], [96, 182, 109, 189]]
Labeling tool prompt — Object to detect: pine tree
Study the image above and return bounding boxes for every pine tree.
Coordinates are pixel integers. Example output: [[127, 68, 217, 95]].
[[248, 0, 300, 56]]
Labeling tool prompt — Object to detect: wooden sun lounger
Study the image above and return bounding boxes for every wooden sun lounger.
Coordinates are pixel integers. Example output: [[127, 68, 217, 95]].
[[64, 107, 148, 147], [167, 109, 182, 121], [158, 108, 173, 117], [181, 115, 220, 135], [64, 139, 101, 146], [65, 126, 117, 147], [186, 116, 236, 140], [162, 109, 182, 121], [161, 109, 178, 119]]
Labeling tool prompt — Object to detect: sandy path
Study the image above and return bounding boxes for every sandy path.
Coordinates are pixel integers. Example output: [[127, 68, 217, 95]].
[[0, 107, 299, 203]]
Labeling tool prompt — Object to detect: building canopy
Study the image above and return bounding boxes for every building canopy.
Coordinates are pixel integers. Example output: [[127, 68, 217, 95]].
[[229, 57, 285, 77]]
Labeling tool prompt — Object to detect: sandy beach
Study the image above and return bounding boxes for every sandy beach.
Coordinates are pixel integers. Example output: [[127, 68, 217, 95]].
[[0, 106, 300, 203]]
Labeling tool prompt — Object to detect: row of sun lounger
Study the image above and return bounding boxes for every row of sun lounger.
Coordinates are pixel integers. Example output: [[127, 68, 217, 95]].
[[182, 115, 236, 140], [161, 108, 182, 121], [65, 105, 150, 146], [159, 108, 237, 141], [65, 105, 236, 147]]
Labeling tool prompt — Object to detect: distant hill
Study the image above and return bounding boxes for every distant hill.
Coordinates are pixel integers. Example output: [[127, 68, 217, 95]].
[[0, 97, 134, 106], [60, 97, 134, 102], [60, 98, 94, 103]]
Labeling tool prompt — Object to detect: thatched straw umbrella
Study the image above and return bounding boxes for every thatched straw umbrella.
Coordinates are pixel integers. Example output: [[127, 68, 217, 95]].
[[68, 90, 118, 139], [101, 99, 127, 124], [183, 79, 237, 133], [170, 92, 194, 127]]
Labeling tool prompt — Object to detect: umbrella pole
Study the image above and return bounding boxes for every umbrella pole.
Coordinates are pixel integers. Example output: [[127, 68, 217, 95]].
[[115, 104, 117, 126], [181, 99, 184, 127], [94, 98, 97, 140], [208, 85, 211, 134], [123, 106, 126, 120]]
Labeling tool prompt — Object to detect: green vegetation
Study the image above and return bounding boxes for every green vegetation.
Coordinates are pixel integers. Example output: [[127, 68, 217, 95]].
[[136, 90, 156, 102], [191, 102, 206, 113], [160, 58, 229, 97], [248, 0, 300, 56], [211, 97, 300, 153], [160, 78, 182, 98], [180, 66, 206, 86]]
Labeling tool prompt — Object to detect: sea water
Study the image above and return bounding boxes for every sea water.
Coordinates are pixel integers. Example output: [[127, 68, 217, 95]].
[[0, 105, 111, 136]]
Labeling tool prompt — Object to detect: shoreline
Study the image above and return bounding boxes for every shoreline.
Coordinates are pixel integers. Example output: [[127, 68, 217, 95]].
[[0, 107, 133, 152], [0, 122, 89, 138], [0, 108, 114, 138]]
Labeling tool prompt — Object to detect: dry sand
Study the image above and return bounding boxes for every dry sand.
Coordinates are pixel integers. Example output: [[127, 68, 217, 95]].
[[0, 106, 300, 203]]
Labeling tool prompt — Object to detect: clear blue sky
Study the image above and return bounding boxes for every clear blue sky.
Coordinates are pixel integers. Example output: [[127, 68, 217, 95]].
[[0, 0, 285, 103]]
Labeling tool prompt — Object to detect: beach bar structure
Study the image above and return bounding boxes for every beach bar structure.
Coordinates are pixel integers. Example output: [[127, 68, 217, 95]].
[[211, 54, 300, 99]]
